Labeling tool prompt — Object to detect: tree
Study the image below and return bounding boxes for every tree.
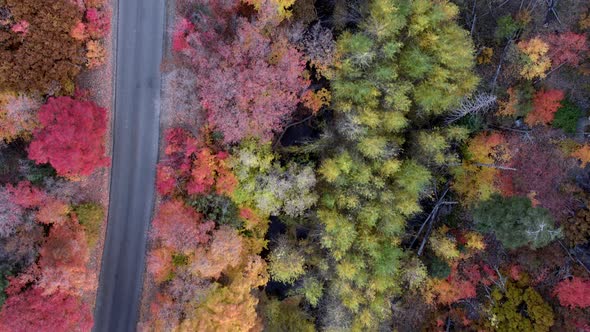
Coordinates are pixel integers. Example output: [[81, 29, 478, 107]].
[[190, 226, 244, 279], [28, 97, 109, 178], [147, 247, 173, 284], [497, 134, 571, 219], [495, 15, 523, 41], [525, 89, 565, 126], [472, 195, 561, 249], [0, 288, 93, 332], [262, 296, 316, 332], [185, 255, 267, 332], [571, 144, 590, 168], [487, 282, 554, 332], [0, 186, 24, 238], [452, 132, 509, 203], [73, 202, 104, 248], [553, 277, 590, 308], [229, 140, 318, 218], [268, 236, 306, 284], [0, 92, 40, 142], [0, 0, 85, 95], [5, 181, 43, 208], [187, 148, 236, 196], [517, 37, 552, 80], [173, 0, 309, 143], [545, 32, 588, 67], [552, 100, 582, 133], [151, 200, 215, 253], [38, 218, 94, 296], [311, 0, 478, 327], [564, 208, 590, 246]]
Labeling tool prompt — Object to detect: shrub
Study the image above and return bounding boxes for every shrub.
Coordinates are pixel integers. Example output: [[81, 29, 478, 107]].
[[73, 202, 104, 248]]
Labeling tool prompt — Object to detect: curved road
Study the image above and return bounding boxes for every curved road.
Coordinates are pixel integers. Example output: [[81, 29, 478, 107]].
[[94, 0, 165, 331]]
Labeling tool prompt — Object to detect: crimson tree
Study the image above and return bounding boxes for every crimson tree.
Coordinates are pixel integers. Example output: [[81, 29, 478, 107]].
[[28, 96, 109, 178], [0, 288, 93, 332]]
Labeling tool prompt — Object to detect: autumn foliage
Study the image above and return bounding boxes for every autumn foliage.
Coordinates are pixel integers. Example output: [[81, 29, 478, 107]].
[[525, 89, 565, 126], [155, 128, 237, 196], [517, 37, 552, 80], [0, 288, 93, 332], [28, 96, 109, 178], [172, 0, 309, 143], [0, 0, 85, 95], [453, 132, 510, 203], [545, 32, 588, 67], [553, 277, 590, 308], [497, 133, 571, 219], [150, 200, 215, 253]]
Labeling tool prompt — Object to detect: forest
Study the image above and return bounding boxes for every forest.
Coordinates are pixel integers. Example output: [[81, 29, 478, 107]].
[[0, 0, 590, 331]]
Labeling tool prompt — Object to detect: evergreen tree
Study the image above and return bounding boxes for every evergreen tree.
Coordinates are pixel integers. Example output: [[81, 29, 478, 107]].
[[472, 195, 561, 249]]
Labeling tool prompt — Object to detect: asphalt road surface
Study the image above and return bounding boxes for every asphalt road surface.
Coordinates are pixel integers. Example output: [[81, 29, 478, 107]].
[[93, 0, 165, 331]]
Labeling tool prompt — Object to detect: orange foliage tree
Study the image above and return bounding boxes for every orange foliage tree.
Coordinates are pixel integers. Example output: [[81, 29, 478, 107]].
[[571, 144, 590, 168], [525, 89, 565, 126]]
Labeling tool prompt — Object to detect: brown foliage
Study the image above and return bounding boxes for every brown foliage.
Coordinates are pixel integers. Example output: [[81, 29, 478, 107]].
[[0, 0, 85, 95], [564, 209, 590, 246]]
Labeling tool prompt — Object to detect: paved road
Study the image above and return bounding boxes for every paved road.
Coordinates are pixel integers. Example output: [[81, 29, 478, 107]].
[[93, 0, 165, 331]]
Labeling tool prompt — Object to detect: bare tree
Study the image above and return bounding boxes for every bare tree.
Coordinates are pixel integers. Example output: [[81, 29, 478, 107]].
[[446, 93, 497, 124]]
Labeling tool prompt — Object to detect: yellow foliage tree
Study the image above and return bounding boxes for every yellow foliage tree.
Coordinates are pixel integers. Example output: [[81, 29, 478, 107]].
[[517, 37, 551, 80], [452, 132, 510, 203]]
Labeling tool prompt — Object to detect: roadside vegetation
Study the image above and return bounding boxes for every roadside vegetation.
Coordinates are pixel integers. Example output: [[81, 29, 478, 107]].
[[0, 0, 111, 330]]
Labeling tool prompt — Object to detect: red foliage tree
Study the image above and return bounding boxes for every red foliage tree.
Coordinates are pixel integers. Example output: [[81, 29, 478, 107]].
[[0, 288, 93, 332], [6, 181, 48, 209], [28, 96, 110, 178], [546, 32, 589, 67], [525, 89, 565, 126], [151, 200, 215, 253], [38, 217, 94, 296], [496, 133, 571, 219], [156, 165, 177, 196], [84, 7, 110, 39], [430, 264, 477, 305], [174, 2, 309, 143], [553, 277, 590, 308]]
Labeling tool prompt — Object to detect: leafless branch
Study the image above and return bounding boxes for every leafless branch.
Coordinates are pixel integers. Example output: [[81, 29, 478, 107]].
[[446, 93, 497, 124]]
